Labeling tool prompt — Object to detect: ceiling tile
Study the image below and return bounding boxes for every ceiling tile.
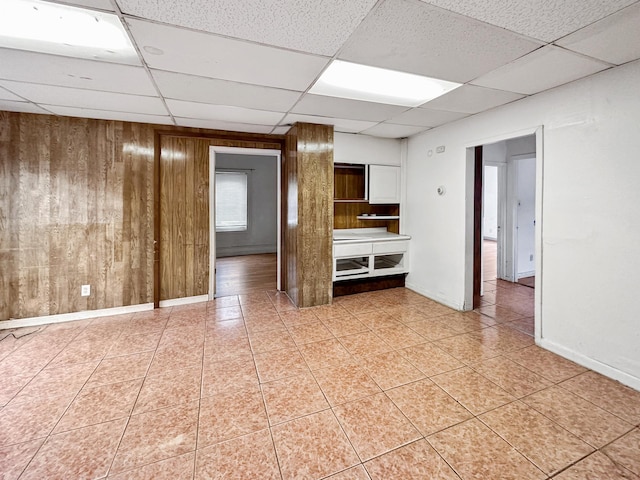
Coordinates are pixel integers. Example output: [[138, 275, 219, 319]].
[[339, 0, 542, 83], [419, 0, 636, 42], [0, 81, 167, 115], [556, 3, 640, 66], [0, 86, 23, 101], [43, 105, 173, 124], [151, 70, 302, 111], [421, 84, 526, 113], [166, 99, 285, 125], [271, 126, 290, 135], [281, 113, 377, 134], [126, 19, 330, 91], [291, 94, 408, 122], [362, 123, 430, 138], [175, 117, 274, 134], [117, 0, 378, 56], [471, 45, 612, 95], [389, 107, 470, 127], [0, 99, 50, 114], [0, 48, 156, 95], [53, 0, 115, 10]]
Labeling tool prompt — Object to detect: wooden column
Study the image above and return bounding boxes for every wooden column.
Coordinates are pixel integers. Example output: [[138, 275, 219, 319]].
[[283, 123, 333, 308]]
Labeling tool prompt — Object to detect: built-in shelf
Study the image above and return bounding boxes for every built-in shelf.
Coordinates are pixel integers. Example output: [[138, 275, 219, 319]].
[[334, 199, 368, 203], [356, 215, 400, 220]]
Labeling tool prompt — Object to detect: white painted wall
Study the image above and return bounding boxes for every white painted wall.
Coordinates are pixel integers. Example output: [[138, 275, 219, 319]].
[[515, 157, 536, 277], [216, 153, 277, 257], [405, 59, 640, 389], [483, 166, 498, 240]]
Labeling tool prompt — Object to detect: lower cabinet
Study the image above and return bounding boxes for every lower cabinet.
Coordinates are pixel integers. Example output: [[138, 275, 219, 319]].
[[333, 240, 408, 281]]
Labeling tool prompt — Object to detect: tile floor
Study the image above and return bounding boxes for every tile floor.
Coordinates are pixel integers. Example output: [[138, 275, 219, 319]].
[[1, 281, 639, 479]]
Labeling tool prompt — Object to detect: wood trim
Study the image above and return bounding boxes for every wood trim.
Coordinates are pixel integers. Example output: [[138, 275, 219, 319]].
[[333, 274, 406, 297], [153, 130, 161, 308], [473, 145, 483, 309]]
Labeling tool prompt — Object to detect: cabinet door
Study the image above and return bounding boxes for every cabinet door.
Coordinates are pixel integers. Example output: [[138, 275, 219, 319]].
[[369, 165, 400, 204]]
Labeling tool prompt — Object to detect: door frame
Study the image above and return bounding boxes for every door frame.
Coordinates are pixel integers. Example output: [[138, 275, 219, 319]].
[[208, 146, 282, 300]]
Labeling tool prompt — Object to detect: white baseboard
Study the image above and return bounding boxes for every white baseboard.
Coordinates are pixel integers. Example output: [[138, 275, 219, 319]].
[[0, 303, 154, 330], [538, 337, 640, 392], [517, 270, 535, 280], [405, 282, 465, 311], [159, 295, 208, 308]]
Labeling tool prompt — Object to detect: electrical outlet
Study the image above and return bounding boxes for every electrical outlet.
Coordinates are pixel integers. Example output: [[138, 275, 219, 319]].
[[436, 145, 446, 153], [81, 284, 91, 297]]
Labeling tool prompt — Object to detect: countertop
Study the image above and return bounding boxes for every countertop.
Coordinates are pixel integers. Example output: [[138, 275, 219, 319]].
[[333, 228, 411, 244]]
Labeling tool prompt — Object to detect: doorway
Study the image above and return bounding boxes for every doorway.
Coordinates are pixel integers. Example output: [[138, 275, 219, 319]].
[[209, 147, 281, 299]]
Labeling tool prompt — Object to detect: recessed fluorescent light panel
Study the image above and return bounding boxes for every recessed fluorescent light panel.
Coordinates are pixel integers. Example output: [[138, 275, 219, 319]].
[[0, 0, 139, 64], [309, 60, 461, 107]]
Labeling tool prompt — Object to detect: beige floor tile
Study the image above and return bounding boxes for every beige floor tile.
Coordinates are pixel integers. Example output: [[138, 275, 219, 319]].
[[321, 315, 369, 338], [196, 429, 281, 480], [354, 310, 399, 330], [198, 389, 268, 447], [373, 324, 426, 349], [467, 325, 534, 353], [399, 342, 464, 376], [553, 451, 639, 480], [506, 345, 586, 383], [0, 438, 44, 480], [364, 439, 459, 480], [522, 385, 634, 448], [133, 367, 202, 414], [437, 312, 492, 334], [560, 371, 640, 424], [298, 338, 354, 370], [434, 334, 501, 364], [253, 347, 310, 383], [359, 350, 425, 390], [0, 373, 34, 406], [106, 330, 162, 358], [333, 393, 420, 461], [147, 344, 203, 376], [111, 402, 198, 473], [109, 453, 195, 479], [205, 305, 243, 322], [404, 317, 459, 341], [325, 465, 371, 480], [21, 418, 127, 480], [432, 367, 515, 415], [288, 321, 334, 345], [279, 309, 320, 326], [472, 355, 552, 398], [261, 372, 329, 425], [243, 312, 285, 334], [603, 428, 640, 476], [479, 401, 594, 475], [203, 335, 252, 361], [248, 325, 297, 353], [313, 362, 381, 406], [12, 360, 98, 402], [201, 355, 259, 397], [338, 331, 393, 359], [428, 418, 545, 480], [272, 410, 359, 480], [0, 394, 72, 446], [386, 379, 472, 436], [306, 303, 350, 321], [54, 378, 142, 433], [88, 351, 154, 385]]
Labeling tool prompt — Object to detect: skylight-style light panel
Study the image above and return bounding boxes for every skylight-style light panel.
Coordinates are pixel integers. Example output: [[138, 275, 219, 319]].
[[0, 0, 139, 64], [309, 60, 461, 107]]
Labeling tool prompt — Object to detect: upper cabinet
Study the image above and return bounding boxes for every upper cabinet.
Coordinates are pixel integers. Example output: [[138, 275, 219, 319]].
[[334, 132, 401, 166], [334, 163, 366, 201], [369, 165, 401, 204]]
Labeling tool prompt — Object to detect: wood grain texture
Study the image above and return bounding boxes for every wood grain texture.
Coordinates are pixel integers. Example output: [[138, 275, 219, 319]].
[[283, 123, 334, 308], [334, 164, 366, 200], [0, 112, 155, 321], [333, 202, 399, 233]]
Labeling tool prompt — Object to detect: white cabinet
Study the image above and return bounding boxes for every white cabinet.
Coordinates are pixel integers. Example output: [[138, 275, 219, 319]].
[[368, 165, 401, 204], [334, 133, 401, 166], [333, 240, 409, 281]]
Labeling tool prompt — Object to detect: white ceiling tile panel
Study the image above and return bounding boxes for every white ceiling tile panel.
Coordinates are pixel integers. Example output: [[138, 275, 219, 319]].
[[51, 0, 115, 11], [421, 85, 526, 113], [281, 114, 377, 134], [389, 108, 470, 127], [419, 0, 637, 42], [0, 49, 157, 96], [339, 0, 542, 83], [126, 19, 330, 91], [291, 94, 409, 122], [0, 81, 167, 115], [0, 86, 23, 101], [556, 3, 640, 66], [43, 105, 174, 124], [117, 0, 378, 56], [151, 70, 302, 112], [166, 99, 285, 125], [471, 45, 612, 95], [362, 123, 430, 138], [0, 99, 51, 114], [175, 117, 275, 134], [271, 126, 291, 135]]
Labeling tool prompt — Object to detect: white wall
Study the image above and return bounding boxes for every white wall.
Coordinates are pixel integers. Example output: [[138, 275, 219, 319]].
[[515, 157, 536, 277], [216, 154, 277, 257], [483, 166, 498, 240], [405, 59, 640, 389]]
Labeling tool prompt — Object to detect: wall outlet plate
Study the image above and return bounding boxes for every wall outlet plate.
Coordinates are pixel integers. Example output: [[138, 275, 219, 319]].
[[81, 285, 90, 297]]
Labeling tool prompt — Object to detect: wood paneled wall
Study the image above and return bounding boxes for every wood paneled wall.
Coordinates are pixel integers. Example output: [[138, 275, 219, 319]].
[[158, 135, 282, 302], [0, 111, 155, 320], [333, 202, 400, 233], [284, 123, 334, 308]]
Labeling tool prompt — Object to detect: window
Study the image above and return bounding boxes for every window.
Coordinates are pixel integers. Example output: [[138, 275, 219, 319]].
[[215, 171, 248, 232]]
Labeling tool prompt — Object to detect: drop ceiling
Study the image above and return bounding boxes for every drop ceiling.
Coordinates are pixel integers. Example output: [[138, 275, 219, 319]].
[[1, 0, 639, 138]]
